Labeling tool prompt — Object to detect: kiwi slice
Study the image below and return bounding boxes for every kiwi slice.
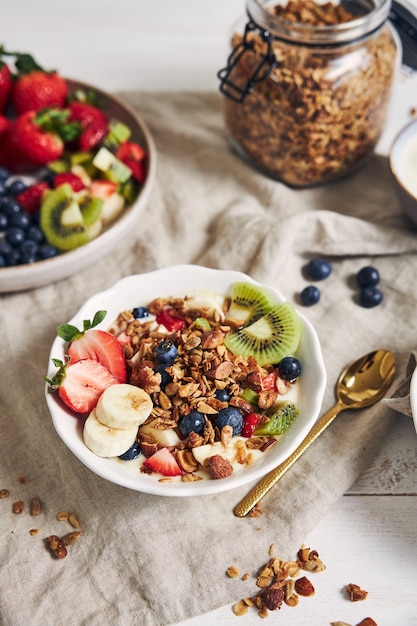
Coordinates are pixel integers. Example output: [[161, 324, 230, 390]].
[[40, 184, 90, 252], [226, 282, 277, 327], [78, 194, 103, 227], [253, 402, 299, 436], [224, 301, 302, 366]]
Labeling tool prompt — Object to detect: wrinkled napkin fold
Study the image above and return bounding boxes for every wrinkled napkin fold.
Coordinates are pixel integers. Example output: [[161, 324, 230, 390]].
[[1, 93, 417, 626]]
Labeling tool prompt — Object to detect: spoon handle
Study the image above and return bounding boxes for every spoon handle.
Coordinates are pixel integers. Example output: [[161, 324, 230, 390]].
[[233, 400, 345, 517]]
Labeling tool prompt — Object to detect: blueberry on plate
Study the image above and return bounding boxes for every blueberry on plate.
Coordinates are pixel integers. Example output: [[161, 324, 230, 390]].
[[119, 440, 141, 460], [356, 265, 380, 288], [179, 410, 205, 437], [306, 258, 332, 281], [359, 286, 383, 308], [300, 285, 320, 306], [213, 407, 243, 436], [278, 356, 302, 381], [156, 339, 178, 364]]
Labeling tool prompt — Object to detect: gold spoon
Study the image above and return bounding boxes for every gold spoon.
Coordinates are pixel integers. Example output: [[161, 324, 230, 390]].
[[234, 349, 396, 518]]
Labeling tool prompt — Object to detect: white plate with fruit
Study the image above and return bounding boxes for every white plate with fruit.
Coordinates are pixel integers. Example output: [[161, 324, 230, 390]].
[[44, 265, 326, 497], [0, 47, 156, 292]]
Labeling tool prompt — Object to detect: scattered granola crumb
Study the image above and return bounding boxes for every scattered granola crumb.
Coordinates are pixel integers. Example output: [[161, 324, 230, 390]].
[[227, 565, 240, 578], [56, 511, 69, 522], [68, 512, 81, 528], [30, 497, 42, 516], [248, 502, 263, 518], [331, 622, 352, 626], [29, 528, 40, 536], [0, 489, 10, 498], [410, 107, 417, 117], [269, 543, 275, 556], [18, 476, 25, 484], [242, 572, 249, 581], [356, 619, 377, 626], [346, 583, 368, 602], [12, 500, 24, 514], [47, 535, 67, 559], [232, 600, 249, 616]]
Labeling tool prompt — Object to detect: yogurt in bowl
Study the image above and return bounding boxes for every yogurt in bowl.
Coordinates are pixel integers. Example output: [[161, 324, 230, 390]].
[[389, 118, 417, 226]]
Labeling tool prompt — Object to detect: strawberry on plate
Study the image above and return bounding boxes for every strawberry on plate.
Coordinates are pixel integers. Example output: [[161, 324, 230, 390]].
[[143, 447, 183, 477], [116, 141, 147, 183], [0, 61, 12, 112], [47, 357, 119, 414], [57, 311, 127, 383], [69, 101, 108, 152]]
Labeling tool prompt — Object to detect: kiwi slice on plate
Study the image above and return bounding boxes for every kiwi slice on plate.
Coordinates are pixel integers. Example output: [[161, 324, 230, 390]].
[[226, 282, 277, 327], [40, 183, 90, 252], [224, 301, 302, 366]]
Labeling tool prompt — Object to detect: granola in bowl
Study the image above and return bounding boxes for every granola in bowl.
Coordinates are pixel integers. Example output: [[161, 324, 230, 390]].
[[45, 265, 326, 496]]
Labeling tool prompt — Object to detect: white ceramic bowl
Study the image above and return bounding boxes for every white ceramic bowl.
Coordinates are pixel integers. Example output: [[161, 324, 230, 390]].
[[389, 118, 417, 226], [45, 265, 327, 496], [409, 366, 417, 434], [0, 79, 156, 293]]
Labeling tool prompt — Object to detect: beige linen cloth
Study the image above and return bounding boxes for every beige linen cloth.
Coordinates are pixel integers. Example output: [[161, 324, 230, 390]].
[[1, 92, 417, 626]]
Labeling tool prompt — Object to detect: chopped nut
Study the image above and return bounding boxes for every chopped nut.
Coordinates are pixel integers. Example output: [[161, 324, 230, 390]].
[[68, 512, 80, 528], [356, 619, 377, 626], [12, 500, 24, 514], [346, 583, 368, 602], [206, 454, 233, 479], [260, 585, 284, 611], [226, 565, 240, 578], [0, 489, 10, 498], [61, 530, 83, 546], [232, 600, 249, 617], [294, 576, 315, 597], [47, 535, 67, 559], [176, 449, 199, 473], [30, 497, 42, 516]]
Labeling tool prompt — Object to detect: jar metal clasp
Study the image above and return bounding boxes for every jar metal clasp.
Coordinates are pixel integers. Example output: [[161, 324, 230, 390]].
[[217, 20, 277, 103]]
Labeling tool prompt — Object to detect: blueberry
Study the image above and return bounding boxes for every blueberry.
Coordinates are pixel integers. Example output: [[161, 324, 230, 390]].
[[26, 224, 44, 244], [19, 240, 38, 264], [10, 212, 30, 230], [359, 286, 383, 308], [155, 339, 178, 364], [357, 266, 380, 288], [155, 363, 173, 389], [213, 407, 243, 436], [0, 213, 9, 230], [38, 244, 58, 260], [0, 181, 7, 197], [300, 285, 320, 306], [1, 198, 21, 217], [118, 441, 141, 460], [0, 238, 12, 256], [306, 258, 332, 281], [6, 227, 25, 247], [278, 356, 302, 381], [0, 166, 10, 182], [215, 388, 231, 402], [6, 248, 21, 266], [179, 410, 205, 437], [6, 179, 26, 196], [132, 306, 150, 319], [0, 254, 6, 267]]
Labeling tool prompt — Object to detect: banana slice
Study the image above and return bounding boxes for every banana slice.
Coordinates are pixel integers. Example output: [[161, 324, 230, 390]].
[[139, 425, 181, 447], [192, 437, 264, 474], [83, 408, 138, 457], [96, 383, 153, 430]]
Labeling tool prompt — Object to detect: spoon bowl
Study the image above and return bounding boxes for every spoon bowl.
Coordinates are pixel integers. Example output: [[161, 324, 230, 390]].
[[234, 349, 396, 516]]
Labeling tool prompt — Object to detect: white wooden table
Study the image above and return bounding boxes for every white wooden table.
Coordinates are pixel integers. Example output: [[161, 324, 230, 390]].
[[3, 2, 417, 624]]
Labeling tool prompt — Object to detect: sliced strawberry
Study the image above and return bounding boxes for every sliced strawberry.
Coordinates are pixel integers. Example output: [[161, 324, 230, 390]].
[[262, 370, 278, 391], [57, 358, 119, 414], [53, 171, 86, 192], [156, 307, 187, 332], [241, 412, 262, 438], [69, 101, 108, 152], [89, 179, 118, 199], [16, 181, 49, 215], [67, 329, 126, 383], [116, 141, 147, 183], [142, 447, 182, 476]]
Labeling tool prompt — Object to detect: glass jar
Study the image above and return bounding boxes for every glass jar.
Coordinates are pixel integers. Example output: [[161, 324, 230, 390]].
[[218, 0, 399, 187]]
